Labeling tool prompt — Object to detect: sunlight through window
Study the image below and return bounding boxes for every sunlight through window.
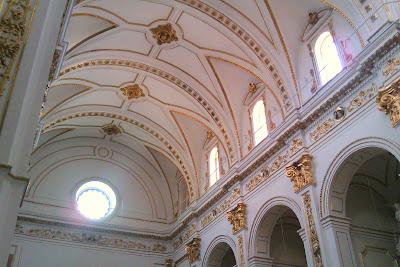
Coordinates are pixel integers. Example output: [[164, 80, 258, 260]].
[[315, 31, 342, 85], [252, 100, 268, 145], [76, 181, 116, 220], [209, 147, 220, 186]]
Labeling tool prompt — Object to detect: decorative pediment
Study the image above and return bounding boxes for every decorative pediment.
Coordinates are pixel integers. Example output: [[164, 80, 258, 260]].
[[285, 154, 313, 192], [377, 79, 400, 127], [227, 202, 247, 234]]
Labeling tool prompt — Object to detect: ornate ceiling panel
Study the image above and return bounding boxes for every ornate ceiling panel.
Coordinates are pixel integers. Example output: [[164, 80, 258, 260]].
[[28, 0, 351, 233]]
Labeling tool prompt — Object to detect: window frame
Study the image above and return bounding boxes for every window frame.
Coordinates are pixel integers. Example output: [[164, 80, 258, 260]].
[[249, 97, 269, 148], [207, 145, 220, 187], [308, 22, 346, 89]]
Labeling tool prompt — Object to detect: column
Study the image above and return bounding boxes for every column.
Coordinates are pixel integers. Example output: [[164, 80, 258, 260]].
[[321, 215, 356, 267], [0, 169, 27, 265], [0, 0, 68, 266]]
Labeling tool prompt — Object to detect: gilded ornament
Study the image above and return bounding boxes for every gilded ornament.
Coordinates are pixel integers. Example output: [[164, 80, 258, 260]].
[[238, 235, 245, 267], [290, 138, 303, 155], [303, 193, 323, 267], [120, 84, 145, 100], [227, 202, 247, 234], [285, 154, 313, 192], [376, 79, 400, 127], [383, 57, 400, 77], [150, 23, 178, 45], [101, 123, 123, 136], [248, 82, 257, 93], [0, 0, 31, 95], [165, 259, 173, 267], [185, 237, 201, 263]]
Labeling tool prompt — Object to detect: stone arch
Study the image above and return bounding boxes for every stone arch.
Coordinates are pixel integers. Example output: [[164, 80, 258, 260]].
[[320, 137, 400, 218], [248, 196, 306, 260], [203, 235, 238, 267]]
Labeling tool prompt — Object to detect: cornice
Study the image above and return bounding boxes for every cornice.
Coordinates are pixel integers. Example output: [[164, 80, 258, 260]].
[[0, 163, 30, 182]]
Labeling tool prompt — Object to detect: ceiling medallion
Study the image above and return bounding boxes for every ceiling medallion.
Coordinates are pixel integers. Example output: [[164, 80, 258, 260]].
[[101, 123, 123, 136], [120, 84, 145, 100], [150, 23, 178, 45]]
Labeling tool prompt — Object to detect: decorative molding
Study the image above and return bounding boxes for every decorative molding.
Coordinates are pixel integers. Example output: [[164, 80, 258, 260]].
[[227, 202, 247, 234], [176, 0, 293, 111], [376, 78, 400, 127], [59, 59, 235, 161], [120, 84, 145, 100], [173, 223, 196, 249], [237, 235, 245, 267], [15, 223, 168, 253], [303, 193, 323, 267], [310, 83, 378, 142], [185, 237, 201, 263], [101, 123, 123, 136], [0, 0, 31, 96], [201, 188, 240, 229], [150, 23, 178, 45], [290, 138, 303, 155], [42, 111, 195, 199], [383, 57, 400, 77], [285, 154, 313, 193]]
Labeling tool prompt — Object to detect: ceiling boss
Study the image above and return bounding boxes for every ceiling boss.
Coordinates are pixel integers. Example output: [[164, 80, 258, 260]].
[[150, 23, 178, 45]]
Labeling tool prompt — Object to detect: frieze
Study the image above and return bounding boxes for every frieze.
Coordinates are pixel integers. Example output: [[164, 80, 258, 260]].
[[173, 223, 196, 249], [201, 188, 240, 229], [310, 83, 377, 142], [15, 223, 168, 253], [383, 57, 400, 77]]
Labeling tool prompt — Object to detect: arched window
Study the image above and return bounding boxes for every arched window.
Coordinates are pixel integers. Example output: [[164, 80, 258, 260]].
[[252, 99, 268, 145], [314, 31, 342, 85], [209, 146, 219, 186]]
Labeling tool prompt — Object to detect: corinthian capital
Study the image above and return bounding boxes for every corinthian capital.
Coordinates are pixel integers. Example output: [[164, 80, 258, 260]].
[[285, 154, 313, 193]]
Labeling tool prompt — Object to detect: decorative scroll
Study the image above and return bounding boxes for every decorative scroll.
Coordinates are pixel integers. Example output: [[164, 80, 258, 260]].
[[303, 193, 323, 267], [383, 57, 400, 77], [120, 84, 145, 100], [201, 188, 240, 228], [376, 79, 400, 127], [185, 237, 201, 263], [173, 223, 196, 249], [227, 202, 246, 234], [285, 154, 313, 193], [310, 84, 377, 142], [150, 23, 178, 45]]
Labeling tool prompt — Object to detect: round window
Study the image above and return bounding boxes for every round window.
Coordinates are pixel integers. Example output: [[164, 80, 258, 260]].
[[75, 181, 117, 220]]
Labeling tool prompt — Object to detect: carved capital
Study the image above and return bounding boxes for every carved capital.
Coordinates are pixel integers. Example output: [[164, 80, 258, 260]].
[[120, 84, 145, 100], [377, 79, 400, 127], [185, 237, 201, 263], [150, 23, 178, 45], [285, 154, 313, 192], [227, 202, 247, 234]]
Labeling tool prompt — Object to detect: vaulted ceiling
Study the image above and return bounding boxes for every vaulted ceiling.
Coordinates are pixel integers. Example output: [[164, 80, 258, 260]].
[[23, 0, 361, 232]]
